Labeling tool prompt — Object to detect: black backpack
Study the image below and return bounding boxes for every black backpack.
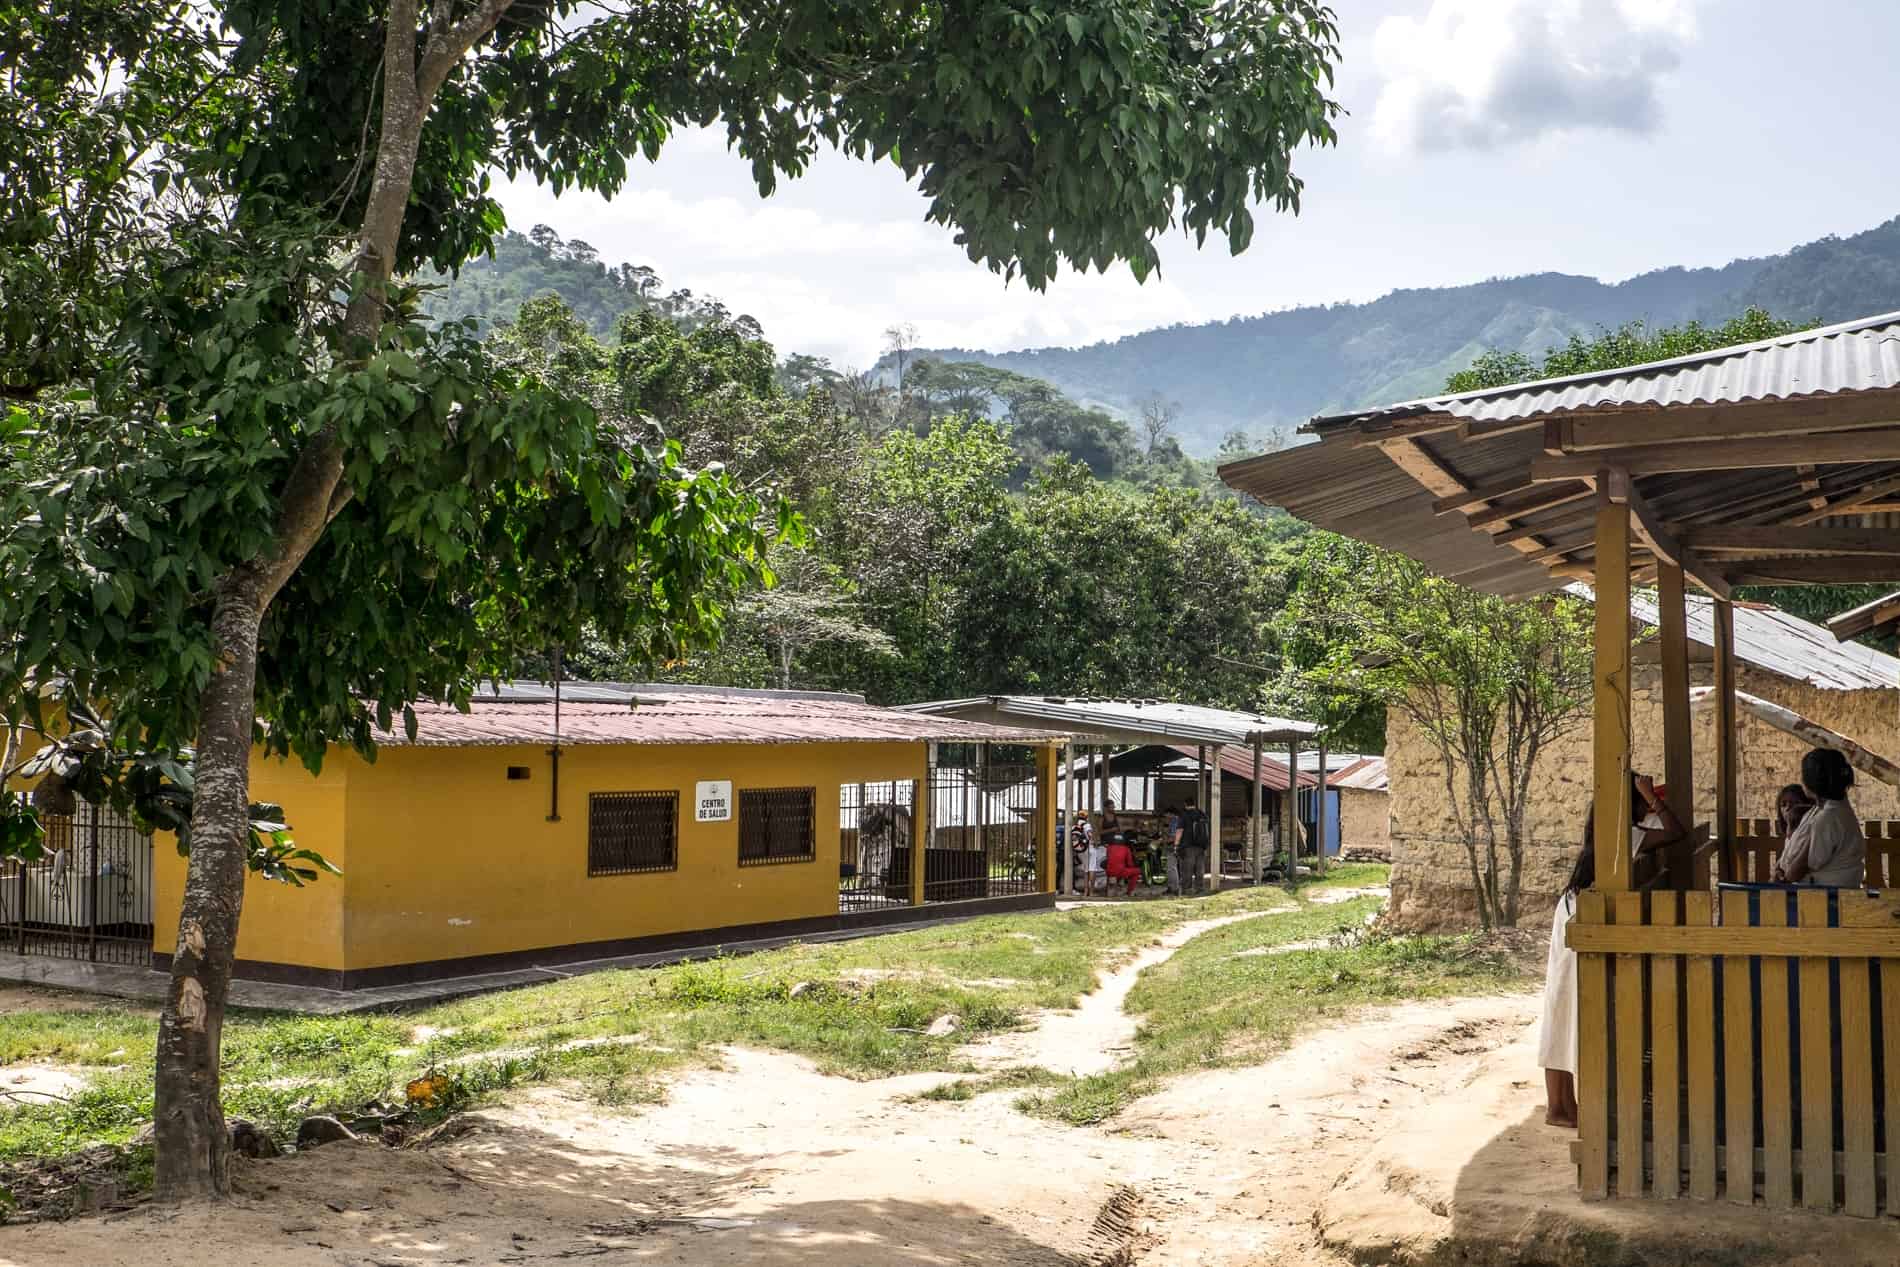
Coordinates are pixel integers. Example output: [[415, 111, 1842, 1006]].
[[1182, 809, 1210, 850]]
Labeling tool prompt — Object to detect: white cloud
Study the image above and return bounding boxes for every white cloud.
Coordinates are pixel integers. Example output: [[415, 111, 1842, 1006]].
[[1370, 0, 1698, 152]]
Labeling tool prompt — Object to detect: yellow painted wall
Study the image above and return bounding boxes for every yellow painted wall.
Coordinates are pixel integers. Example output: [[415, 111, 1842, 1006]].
[[340, 740, 930, 970], [151, 754, 349, 970], [13, 722, 1059, 974]]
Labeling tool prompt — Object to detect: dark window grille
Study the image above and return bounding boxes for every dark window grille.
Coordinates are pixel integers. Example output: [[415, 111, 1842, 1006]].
[[588, 791, 678, 875], [738, 787, 816, 866]]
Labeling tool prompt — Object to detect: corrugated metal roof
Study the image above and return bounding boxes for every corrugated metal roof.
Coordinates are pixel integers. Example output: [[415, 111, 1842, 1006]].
[[1625, 593, 1900, 692], [1330, 757, 1390, 793], [899, 696, 1320, 746], [1311, 311, 1900, 431], [1826, 590, 1900, 643], [1161, 743, 1313, 790], [373, 691, 1062, 748]]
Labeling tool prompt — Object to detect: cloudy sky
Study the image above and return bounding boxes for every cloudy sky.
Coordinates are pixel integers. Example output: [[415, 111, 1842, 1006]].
[[497, 0, 1900, 369]]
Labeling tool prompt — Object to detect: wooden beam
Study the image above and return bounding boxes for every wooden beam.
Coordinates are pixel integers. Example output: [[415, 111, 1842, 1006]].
[[1433, 475, 1537, 515], [1533, 429, 1900, 481], [1682, 526, 1900, 557], [1787, 471, 1900, 525], [1315, 738, 1328, 876], [1469, 484, 1593, 532], [1556, 390, 1900, 450], [1601, 468, 1732, 598], [1593, 492, 1634, 892], [1379, 437, 1562, 560], [1713, 601, 1738, 867], [1207, 743, 1222, 894], [1569, 925, 1900, 957], [1724, 558, 1900, 585], [1284, 735, 1300, 892], [1658, 563, 1695, 893], [1821, 501, 1900, 515], [1376, 436, 1469, 497], [1348, 415, 1465, 448]]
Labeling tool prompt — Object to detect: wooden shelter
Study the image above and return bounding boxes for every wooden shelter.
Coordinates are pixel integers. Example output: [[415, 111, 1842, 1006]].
[[1221, 312, 1900, 1216], [898, 697, 1323, 889]]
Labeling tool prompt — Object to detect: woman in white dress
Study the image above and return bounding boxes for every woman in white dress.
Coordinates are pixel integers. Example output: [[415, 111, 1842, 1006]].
[[1541, 772, 1685, 1128]]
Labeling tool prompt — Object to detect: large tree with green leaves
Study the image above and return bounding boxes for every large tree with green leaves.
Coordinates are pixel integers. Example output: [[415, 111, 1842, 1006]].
[[0, 0, 1342, 1198]]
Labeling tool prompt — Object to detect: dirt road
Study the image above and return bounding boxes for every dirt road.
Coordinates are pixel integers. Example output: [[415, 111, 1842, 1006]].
[[0, 918, 1543, 1267]]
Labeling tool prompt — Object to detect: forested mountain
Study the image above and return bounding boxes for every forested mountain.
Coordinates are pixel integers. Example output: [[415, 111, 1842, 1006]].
[[419, 226, 759, 336], [915, 215, 1900, 453]]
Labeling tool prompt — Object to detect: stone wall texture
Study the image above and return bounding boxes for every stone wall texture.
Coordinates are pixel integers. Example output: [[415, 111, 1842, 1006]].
[[1385, 664, 1900, 932], [1337, 787, 1390, 857]]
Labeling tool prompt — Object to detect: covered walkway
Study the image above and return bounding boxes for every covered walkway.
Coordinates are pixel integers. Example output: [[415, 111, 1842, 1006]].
[[900, 696, 1322, 890]]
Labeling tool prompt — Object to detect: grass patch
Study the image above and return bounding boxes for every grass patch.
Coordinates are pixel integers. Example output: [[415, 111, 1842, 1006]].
[[1017, 867, 1528, 1126], [908, 1066, 1065, 1103], [0, 879, 1304, 1171]]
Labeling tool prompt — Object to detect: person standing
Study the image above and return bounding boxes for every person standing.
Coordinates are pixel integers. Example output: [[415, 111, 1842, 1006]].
[[1175, 802, 1210, 895], [1774, 748, 1865, 887], [1162, 806, 1183, 895], [1540, 772, 1684, 1128]]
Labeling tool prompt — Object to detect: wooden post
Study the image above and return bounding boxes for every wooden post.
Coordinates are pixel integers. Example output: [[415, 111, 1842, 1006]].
[[1713, 599, 1739, 880], [1315, 737, 1329, 876], [1285, 736, 1301, 890], [1593, 487, 1634, 892], [1207, 744, 1223, 893], [1250, 738, 1264, 884], [1658, 562, 1695, 891], [914, 742, 932, 907]]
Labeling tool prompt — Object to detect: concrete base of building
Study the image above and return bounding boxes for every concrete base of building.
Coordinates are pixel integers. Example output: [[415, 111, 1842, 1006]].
[[4, 892, 1056, 1015]]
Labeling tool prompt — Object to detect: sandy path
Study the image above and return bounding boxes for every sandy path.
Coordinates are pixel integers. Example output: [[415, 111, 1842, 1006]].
[[1, 912, 1547, 1267], [959, 910, 1279, 1077]]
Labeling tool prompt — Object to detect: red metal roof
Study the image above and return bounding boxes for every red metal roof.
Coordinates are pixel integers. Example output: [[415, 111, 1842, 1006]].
[[372, 694, 1061, 748], [1161, 743, 1315, 791]]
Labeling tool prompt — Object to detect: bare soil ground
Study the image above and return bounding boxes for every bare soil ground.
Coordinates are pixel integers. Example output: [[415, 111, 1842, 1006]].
[[2, 899, 1567, 1267]]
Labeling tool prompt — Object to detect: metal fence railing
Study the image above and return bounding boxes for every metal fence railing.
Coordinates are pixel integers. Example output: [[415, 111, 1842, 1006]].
[[3, 801, 155, 966], [922, 743, 1041, 905], [838, 780, 916, 912]]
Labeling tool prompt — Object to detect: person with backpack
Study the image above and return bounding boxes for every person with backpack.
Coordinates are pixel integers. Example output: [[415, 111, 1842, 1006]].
[[1174, 802, 1211, 895]]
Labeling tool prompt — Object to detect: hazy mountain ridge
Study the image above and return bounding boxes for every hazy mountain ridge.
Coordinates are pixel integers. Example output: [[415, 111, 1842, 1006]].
[[914, 216, 1900, 454]]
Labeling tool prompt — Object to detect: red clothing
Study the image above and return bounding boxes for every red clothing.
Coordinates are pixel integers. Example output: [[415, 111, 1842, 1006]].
[[1104, 842, 1140, 893]]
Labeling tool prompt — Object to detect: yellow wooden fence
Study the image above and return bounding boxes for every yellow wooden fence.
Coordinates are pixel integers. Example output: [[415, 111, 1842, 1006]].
[[1569, 877, 1900, 1215], [1725, 820, 1900, 888]]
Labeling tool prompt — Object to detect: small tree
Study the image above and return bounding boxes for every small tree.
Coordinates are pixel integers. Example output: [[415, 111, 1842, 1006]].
[[739, 550, 897, 690], [1137, 393, 1179, 454], [1278, 537, 1593, 929]]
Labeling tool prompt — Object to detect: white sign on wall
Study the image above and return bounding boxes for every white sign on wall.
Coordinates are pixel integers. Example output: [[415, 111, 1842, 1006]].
[[695, 780, 733, 822]]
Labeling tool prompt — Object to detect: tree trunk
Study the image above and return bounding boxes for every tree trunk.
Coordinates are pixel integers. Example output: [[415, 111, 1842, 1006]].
[[146, 0, 515, 1200], [152, 582, 263, 1199]]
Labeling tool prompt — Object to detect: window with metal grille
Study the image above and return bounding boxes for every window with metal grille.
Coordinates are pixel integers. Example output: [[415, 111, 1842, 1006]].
[[588, 792, 678, 875], [738, 787, 816, 866]]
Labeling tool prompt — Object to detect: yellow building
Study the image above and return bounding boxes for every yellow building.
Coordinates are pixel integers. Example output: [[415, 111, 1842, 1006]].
[[9, 685, 1062, 990]]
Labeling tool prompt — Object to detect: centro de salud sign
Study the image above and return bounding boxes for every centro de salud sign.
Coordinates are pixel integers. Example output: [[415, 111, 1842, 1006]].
[[695, 780, 733, 822]]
